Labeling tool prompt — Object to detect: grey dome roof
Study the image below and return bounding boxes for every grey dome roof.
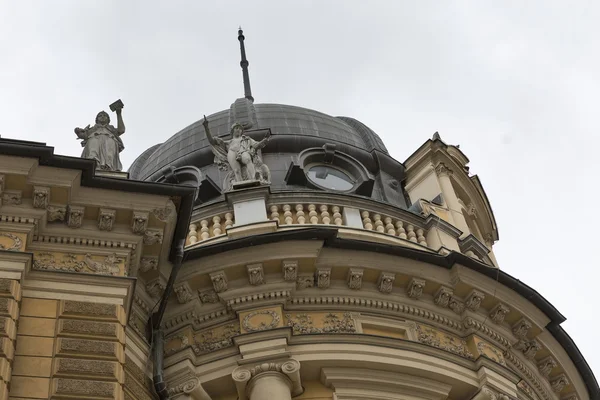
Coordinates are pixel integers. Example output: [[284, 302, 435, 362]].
[[130, 102, 388, 181]]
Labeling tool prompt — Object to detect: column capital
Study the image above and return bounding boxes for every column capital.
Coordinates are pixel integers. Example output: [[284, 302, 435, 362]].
[[232, 359, 302, 400], [435, 162, 453, 177]]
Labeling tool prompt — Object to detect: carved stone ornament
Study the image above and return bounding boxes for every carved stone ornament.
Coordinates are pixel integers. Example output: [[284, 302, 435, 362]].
[[512, 318, 532, 339], [246, 263, 264, 286], [243, 309, 281, 332], [198, 289, 219, 304], [33, 186, 50, 209], [152, 205, 173, 222], [174, 282, 195, 304], [0, 233, 23, 251], [74, 101, 125, 171], [522, 339, 542, 359], [192, 323, 240, 355], [131, 211, 149, 235], [146, 278, 166, 299], [67, 205, 85, 228], [537, 356, 557, 377], [377, 272, 395, 294], [143, 228, 163, 245], [97, 208, 116, 231], [282, 260, 298, 282], [435, 162, 453, 177], [406, 277, 426, 299], [550, 374, 569, 393], [286, 312, 356, 335], [210, 271, 228, 293], [203, 116, 271, 191], [434, 286, 453, 307], [83, 253, 121, 275], [316, 267, 331, 289], [139, 256, 159, 273], [2, 190, 22, 205], [416, 324, 474, 359], [47, 205, 67, 222], [465, 290, 485, 312], [296, 274, 314, 289], [477, 385, 513, 400], [232, 359, 303, 400], [466, 202, 477, 218], [347, 268, 363, 290], [489, 303, 510, 324], [448, 296, 465, 314], [33, 252, 121, 275]]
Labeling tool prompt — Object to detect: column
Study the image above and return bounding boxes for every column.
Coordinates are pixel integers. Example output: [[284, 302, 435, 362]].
[[435, 163, 470, 238], [233, 359, 302, 400]]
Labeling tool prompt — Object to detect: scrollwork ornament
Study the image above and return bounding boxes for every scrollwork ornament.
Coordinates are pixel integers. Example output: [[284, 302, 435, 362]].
[[489, 303, 510, 324], [550, 374, 569, 393], [434, 286, 453, 307], [246, 263, 264, 286], [33, 186, 50, 209], [282, 260, 298, 281], [296, 274, 314, 289], [465, 290, 485, 311], [47, 205, 67, 222], [131, 211, 149, 235], [139, 256, 158, 273], [97, 208, 116, 231], [316, 267, 331, 289], [377, 271, 395, 293], [347, 268, 363, 290], [406, 277, 426, 299], [512, 318, 532, 339], [67, 205, 84, 228], [198, 289, 219, 304], [143, 229, 163, 245], [2, 190, 22, 205], [243, 309, 281, 332], [210, 271, 228, 293]]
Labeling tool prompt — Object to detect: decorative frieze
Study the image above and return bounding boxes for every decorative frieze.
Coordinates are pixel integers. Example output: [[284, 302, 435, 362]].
[[296, 274, 314, 289], [465, 290, 485, 311], [47, 205, 67, 222], [210, 271, 228, 293], [33, 186, 50, 208], [377, 272, 395, 294], [143, 229, 163, 245], [33, 252, 122, 276], [476, 340, 506, 366], [98, 208, 116, 231], [415, 323, 473, 359], [550, 374, 569, 393], [132, 211, 149, 235], [282, 260, 298, 281], [434, 286, 453, 308], [2, 190, 22, 205], [286, 312, 356, 335], [0, 233, 23, 252], [198, 289, 219, 304], [139, 256, 158, 273], [347, 268, 363, 290], [489, 303, 510, 325], [174, 282, 195, 304], [67, 205, 85, 228], [316, 267, 331, 289], [192, 322, 240, 355], [512, 318, 532, 339], [537, 356, 557, 377], [247, 263, 264, 285], [242, 309, 281, 332]]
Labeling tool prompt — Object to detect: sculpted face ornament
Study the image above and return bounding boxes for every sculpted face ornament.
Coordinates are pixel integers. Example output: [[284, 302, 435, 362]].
[[202, 115, 271, 191], [74, 100, 125, 171]]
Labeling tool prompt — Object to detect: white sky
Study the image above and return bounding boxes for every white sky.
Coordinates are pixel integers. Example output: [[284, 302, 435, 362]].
[[1, 1, 598, 378]]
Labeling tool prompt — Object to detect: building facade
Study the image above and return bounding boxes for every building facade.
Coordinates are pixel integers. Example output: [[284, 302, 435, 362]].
[[0, 31, 597, 400]]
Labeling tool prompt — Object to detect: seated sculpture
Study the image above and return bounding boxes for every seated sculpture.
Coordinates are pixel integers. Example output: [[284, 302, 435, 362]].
[[75, 100, 125, 171], [203, 115, 271, 191]]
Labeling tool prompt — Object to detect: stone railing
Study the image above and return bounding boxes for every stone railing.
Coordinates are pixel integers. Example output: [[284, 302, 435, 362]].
[[268, 204, 343, 226], [359, 210, 427, 247], [187, 212, 234, 245]]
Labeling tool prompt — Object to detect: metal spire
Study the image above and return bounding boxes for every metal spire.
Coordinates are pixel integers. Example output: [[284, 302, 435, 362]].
[[238, 27, 254, 102]]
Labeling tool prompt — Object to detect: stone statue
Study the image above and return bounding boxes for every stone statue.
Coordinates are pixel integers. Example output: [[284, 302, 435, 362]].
[[202, 115, 271, 190], [75, 100, 125, 171]]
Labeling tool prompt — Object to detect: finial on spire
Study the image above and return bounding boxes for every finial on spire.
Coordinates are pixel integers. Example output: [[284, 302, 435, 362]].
[[238, 27, 254, 102]]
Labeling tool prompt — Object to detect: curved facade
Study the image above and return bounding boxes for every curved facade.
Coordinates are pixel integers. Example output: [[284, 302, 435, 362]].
[[0, 34, 596, 400]]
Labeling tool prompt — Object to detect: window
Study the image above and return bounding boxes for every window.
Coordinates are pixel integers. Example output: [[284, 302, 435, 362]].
[[306, 165, 355, 191]]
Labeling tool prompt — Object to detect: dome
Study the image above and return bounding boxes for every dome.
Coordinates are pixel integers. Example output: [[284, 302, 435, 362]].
[[129, 102, 388, 181]]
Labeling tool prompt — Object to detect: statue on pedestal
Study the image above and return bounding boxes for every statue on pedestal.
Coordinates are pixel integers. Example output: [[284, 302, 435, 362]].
[[75, 100, 126, 171], [202, 115, 271, 191]]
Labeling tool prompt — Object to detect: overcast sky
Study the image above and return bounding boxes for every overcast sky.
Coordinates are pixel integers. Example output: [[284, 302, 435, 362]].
[[1, 1, 598, 377]]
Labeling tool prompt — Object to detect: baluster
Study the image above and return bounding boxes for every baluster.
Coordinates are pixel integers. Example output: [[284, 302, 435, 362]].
[[188, 223, 198, 244], [416, 228, 427, 246], [332, 206, 342, 225], [224, 212, 234, 230], [384, 217, 395, 235], [361, 211, 373, 230], [320, 205, 331, 225], [212, 216, 222, 236], [270, 205, 280, 221], [373, 214, 384, 232], [283, 204, 293, 225], [308, 204, 319, 224], [295, 204, 305, 224], [396, 221, 407, 239], [200, 220, 210, 241], [406, 224, 417, 243]]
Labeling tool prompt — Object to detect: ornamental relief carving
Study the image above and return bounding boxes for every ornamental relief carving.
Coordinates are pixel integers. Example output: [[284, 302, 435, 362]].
[[406, 277, 425, 299], [296, 273, 314, 289], [143, 229, 164, 245], [2, 190, 22, 205], [242, 309, 281, 332], [33, 186, 50, 209], [98, 208, 116, 231], [377, 272, 395, 293], [476, 340, 506, 366], [192, 322, 240, 355], [47, 205, 67, 222], [174, 282, 195, 304], [489, 303, 510, 324], [0, 232, 23, 251], [537, 356, 557, 378], [316, 267, 331, 289], [347, 268, 363, 290], [285, 312, 356, 335], [198, 289, 219, 304], [416, 323, 474, 359], [434, 286, 453, 307], [247, 263, 264, 286], [33, 252, 123, 276], [132, 211, 149, 235], [67, 205, 85, 228], [282, 260, 298, 281]]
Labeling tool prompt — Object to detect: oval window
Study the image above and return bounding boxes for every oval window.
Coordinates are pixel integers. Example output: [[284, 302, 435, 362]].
[[306, 165, 354, 191]]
